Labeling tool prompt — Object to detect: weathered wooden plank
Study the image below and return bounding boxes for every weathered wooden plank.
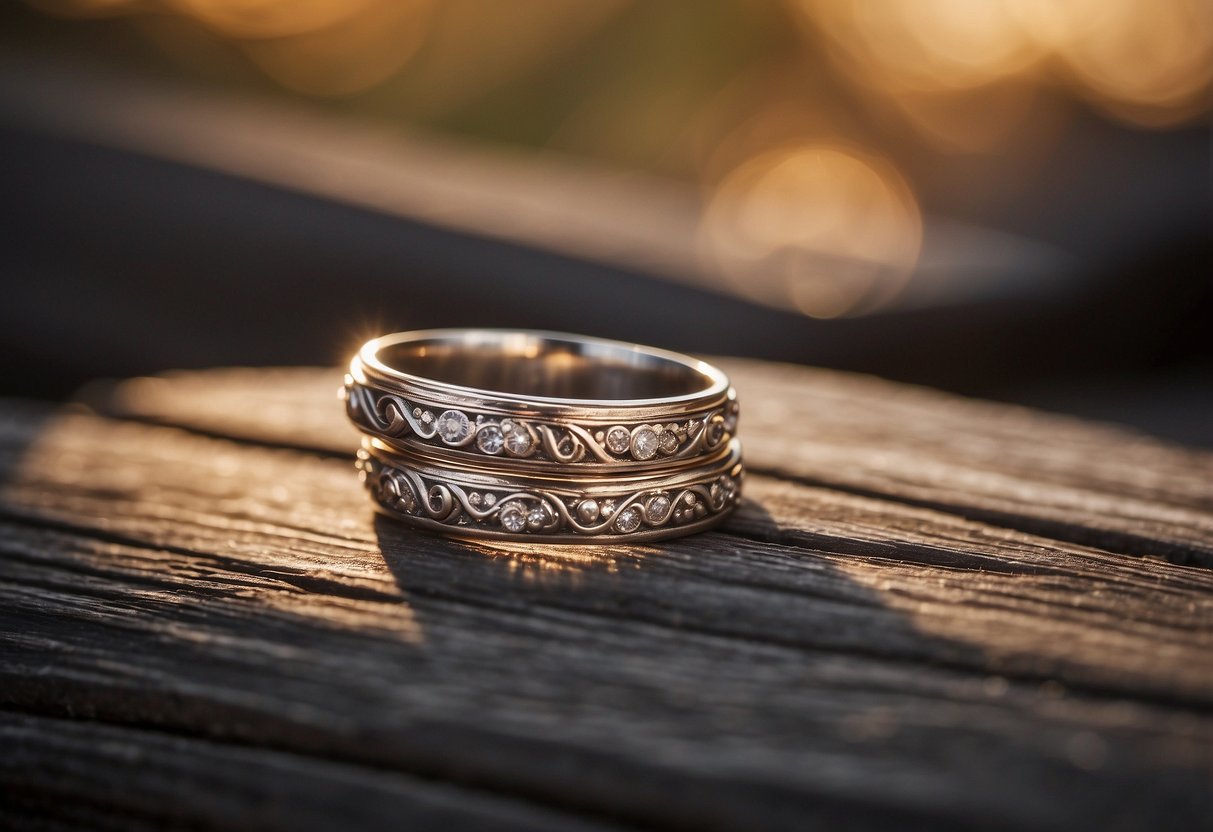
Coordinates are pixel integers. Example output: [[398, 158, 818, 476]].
[[2, 404, 1211, 829], [729, 359, 1213, 567], [9, 407, 1213, 699], [4, 530, 1209, 832], [97, 361, 1213, 568], [0, 711, 629, 832]]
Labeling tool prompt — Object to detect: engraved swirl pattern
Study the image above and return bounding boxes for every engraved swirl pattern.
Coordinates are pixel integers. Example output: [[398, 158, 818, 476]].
[[358, 449, 741, 536], [346, 380, 738, 465]]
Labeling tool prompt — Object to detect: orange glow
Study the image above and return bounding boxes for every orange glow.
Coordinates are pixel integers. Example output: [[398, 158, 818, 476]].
[[884, 82, 1050, 154], [1035, 0, 1213, 126], [701, 144, 922, 319], [239, 1, 432, 97], [27, 0, 628, 100], [166, 0, 371, 39], [796, 0, 1045, 93], [795, 0, 1213, 132], [25, 0, 136, 17], [29, 0, 365, 34], [28, 0, 1212, 120], [18, 0, 1211, 322]]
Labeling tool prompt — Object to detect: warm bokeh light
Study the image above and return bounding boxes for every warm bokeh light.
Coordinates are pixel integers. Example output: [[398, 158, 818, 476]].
[[236, 1, 432, 97], [885, 82, 1051, 154], [797, 0, 1045, 93], [1043, 0, 1213, 126], [30, 0, 365, 34], [167, 0, 370, 39], [701, 144, 922, 319], [794, 0, 1213, 132], [27, 0, 629, 100], [17, 0, 1210, 319], [27, 0, 1213, 123], [32, 0, 434, 96]]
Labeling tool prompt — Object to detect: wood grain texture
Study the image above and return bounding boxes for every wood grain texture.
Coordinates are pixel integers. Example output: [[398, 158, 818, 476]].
[[3, 361, 1213, 831], [0, 711, 626, 832], [100, 359, 1213, 564]]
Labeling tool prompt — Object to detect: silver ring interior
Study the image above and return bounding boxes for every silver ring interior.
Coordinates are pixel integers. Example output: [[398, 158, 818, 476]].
[[355, 329, 730, 412]]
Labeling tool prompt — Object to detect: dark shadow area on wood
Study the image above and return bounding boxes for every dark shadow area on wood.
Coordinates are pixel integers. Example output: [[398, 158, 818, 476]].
[[367, 517, 969, 830], [0, 710, 627, 832], [367, 505, 1212, 829], [0, 401, 53, 482], [365, 508, 1086, 831]]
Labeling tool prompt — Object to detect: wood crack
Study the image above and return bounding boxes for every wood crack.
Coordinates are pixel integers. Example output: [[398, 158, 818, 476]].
[[743, 464, 1213, 570]]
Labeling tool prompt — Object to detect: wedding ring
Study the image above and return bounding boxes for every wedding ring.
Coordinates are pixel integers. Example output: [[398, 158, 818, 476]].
[[358, 437, 743, 542], [344, 329, 743, 542], [345, 330, 738, 470]]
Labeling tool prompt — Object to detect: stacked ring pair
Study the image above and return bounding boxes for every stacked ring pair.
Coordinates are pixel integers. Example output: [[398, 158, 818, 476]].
[[344, 330, 743, 542]]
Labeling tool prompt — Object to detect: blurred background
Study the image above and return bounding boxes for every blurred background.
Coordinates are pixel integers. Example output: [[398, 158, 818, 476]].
[[1, 0, 1210, 444]]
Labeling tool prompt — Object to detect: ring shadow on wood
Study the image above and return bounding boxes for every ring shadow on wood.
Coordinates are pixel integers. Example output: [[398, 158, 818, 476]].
[[369, 502, 1212, 831], [367, 503, 1002, 831]]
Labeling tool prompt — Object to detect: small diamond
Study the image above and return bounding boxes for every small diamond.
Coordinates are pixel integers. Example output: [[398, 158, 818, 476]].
[[469, 492, 482, 506], [483, 493, 497, 507], [476, 423, 505, 455], [614, 506, 642, 533], [658, 430, 679, 455], [412, 407, 422, 418], [500, 501, 527, 533], [645, 494, 671, 522], [501, 420, 533, 456], [436, 410, 471, 444], [631, 427, 659, 460], [722, 476, 738, 501], [576, 498, 600, 524], [420, 410, 435, 426], [526, 504, 549, 529], [605, 426, 630, 454]]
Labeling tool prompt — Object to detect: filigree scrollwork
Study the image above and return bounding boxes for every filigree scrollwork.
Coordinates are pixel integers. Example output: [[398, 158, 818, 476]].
[[357, 448, 742, 537], [347, 379, 739, 465]]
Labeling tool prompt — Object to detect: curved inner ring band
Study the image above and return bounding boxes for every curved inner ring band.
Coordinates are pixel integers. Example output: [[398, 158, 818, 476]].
[[357, 330, 729, 408]]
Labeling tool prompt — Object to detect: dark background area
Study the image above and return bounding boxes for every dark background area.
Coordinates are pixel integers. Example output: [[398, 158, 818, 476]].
[[1, 1, 1210, 445]]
